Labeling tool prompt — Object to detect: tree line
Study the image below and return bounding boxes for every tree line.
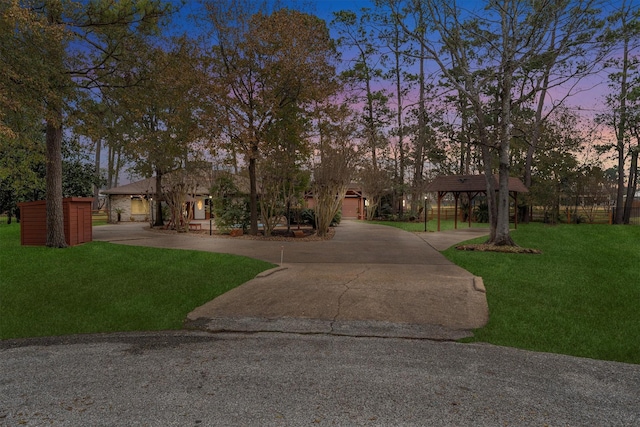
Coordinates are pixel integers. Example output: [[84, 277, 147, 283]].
[[1, 0, 638, 247]]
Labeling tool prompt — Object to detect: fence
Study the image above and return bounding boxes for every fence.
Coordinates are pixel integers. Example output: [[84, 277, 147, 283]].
[[431, 205, 640, 225]]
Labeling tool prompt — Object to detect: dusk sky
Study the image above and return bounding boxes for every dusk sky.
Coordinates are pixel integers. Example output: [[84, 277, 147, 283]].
[[157, 0, 626, 170], [172, 0, 615, 116]]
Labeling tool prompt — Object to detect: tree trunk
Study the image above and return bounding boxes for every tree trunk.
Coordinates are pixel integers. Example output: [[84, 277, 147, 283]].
[[623, 148, 638, 224], [473, 96, 497, 243], [93, 137, 101, 211], [154, 170, 164, 227], [459, 94, 471, 175], [393, 23, 405, 219], [481, 143, 497, 243], [495, 164, 515, 246], [107, 144, 115, 189], [489, 8, 516, 247], [45, 118, 67, 248], [615, 147, 627, 224], [114, 147, 121, 188], [524, 81, 549, 224], [365, 63, 378, 171], [248, 145, 259, 235], [614, 29, 630, 224], [412, 44, 426, 213]]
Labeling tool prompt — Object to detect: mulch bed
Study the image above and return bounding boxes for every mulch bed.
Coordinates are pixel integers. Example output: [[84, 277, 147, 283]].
[[455, 244, 542, 254], [148, 225, 335, 241]]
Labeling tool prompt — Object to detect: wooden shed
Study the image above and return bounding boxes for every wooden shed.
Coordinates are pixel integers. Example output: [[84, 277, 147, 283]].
[[18, 198, 93, 246]]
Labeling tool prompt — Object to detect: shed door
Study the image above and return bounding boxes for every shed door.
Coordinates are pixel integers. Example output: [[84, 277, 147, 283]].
[[77, 207, 86, 244]]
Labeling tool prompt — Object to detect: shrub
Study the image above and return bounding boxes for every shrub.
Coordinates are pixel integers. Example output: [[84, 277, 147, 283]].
[[474, 202, 489, 223], [298, 208, 341, 229], [300, 208, 316, 227], [210, 175, 250, 232], [332, 210, 341, 226]]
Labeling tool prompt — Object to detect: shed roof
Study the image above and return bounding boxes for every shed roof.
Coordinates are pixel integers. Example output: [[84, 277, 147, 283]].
[[425, 174, 528, 193]]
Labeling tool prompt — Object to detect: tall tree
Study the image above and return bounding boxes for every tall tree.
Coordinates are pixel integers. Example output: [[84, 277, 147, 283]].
[[332, 8, 392, 165], [515, 0, 603, 222], [332, 9, 392, 219], [258, 104, 310, 236], [599, 0, 640, 224], [204, 2, 338, 235], [115, 37, 206, 227], [376, 3, 416, 218], [311, 103, 359, 237], [5, 0, 172, 247], [388, 0, 600, 245]]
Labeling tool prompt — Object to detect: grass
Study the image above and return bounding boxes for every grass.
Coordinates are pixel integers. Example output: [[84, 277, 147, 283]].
[[92, 211, 108, 226], [3, 219, 639, 365], [375, 219, 640, 363], [0, 223, 274, 340], [441, 223, 640, 364], [370, 218, 488, 232]]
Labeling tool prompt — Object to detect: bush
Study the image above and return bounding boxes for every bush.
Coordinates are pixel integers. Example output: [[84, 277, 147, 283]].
[[286, 207, 308, 226], [474, 202, 489, 223], [210, 175, 250, 232], [300, 208, 316, 227], [332, 210, 341, 226], [297, 208, 341, 229], [215, 199, 250, 231]]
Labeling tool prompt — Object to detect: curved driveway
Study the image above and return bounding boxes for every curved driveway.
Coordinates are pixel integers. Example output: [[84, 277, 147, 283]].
[[94, 220, 489, 340], [3, 223, 638, 426]]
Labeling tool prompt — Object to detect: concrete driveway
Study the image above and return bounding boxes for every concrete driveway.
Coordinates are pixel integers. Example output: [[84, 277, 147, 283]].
[[94, 220, 489, 340], [3, 222, 638, 426]]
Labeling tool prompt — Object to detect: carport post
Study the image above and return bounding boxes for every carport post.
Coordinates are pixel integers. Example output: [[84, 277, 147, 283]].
[[424, 196, 428, 232]]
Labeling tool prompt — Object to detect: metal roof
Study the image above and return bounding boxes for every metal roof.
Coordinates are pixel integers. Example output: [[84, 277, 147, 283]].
[[425, 174, 529, 193]]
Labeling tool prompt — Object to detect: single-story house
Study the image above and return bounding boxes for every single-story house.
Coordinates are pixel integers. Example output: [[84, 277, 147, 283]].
[[104, 174, 365, 223], [102, 177, 212, 222]]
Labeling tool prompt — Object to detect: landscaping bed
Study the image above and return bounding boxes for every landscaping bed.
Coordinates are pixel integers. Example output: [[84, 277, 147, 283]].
[[149, 225, 335, 241]]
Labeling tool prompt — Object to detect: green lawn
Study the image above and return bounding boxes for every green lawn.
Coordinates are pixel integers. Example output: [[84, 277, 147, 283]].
[[370, 219, 488, 232], [376, 220, 640, 364], [0, 223, 274, 339], [3, 220, 639, 365], [441, 223, 640, 364]]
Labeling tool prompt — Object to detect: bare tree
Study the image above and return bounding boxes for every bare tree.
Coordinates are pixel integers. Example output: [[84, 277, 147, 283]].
[[387, 0, 600, 245], [332, 9, 392, 180], [162, 170, 200, 233], [5, 1, 173, 247], [312, 104, 359, 237], [599, 0, 640, 224]]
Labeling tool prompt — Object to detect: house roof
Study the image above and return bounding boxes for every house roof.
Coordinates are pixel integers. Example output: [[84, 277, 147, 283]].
[[102, 178, 157, 195], [102, 171, 250, 196], [425, 174, 529, 193], [102, 176, 211, 196]]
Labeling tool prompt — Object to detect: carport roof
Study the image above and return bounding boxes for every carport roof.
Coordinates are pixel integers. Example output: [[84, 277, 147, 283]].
[[425, 174, 528, 193]]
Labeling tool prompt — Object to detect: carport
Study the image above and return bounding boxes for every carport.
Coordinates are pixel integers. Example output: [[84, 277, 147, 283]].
[[425, 174, 528, 231]]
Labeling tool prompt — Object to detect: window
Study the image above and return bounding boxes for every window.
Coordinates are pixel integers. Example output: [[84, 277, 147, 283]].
[[131, 197, 148, 215]]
